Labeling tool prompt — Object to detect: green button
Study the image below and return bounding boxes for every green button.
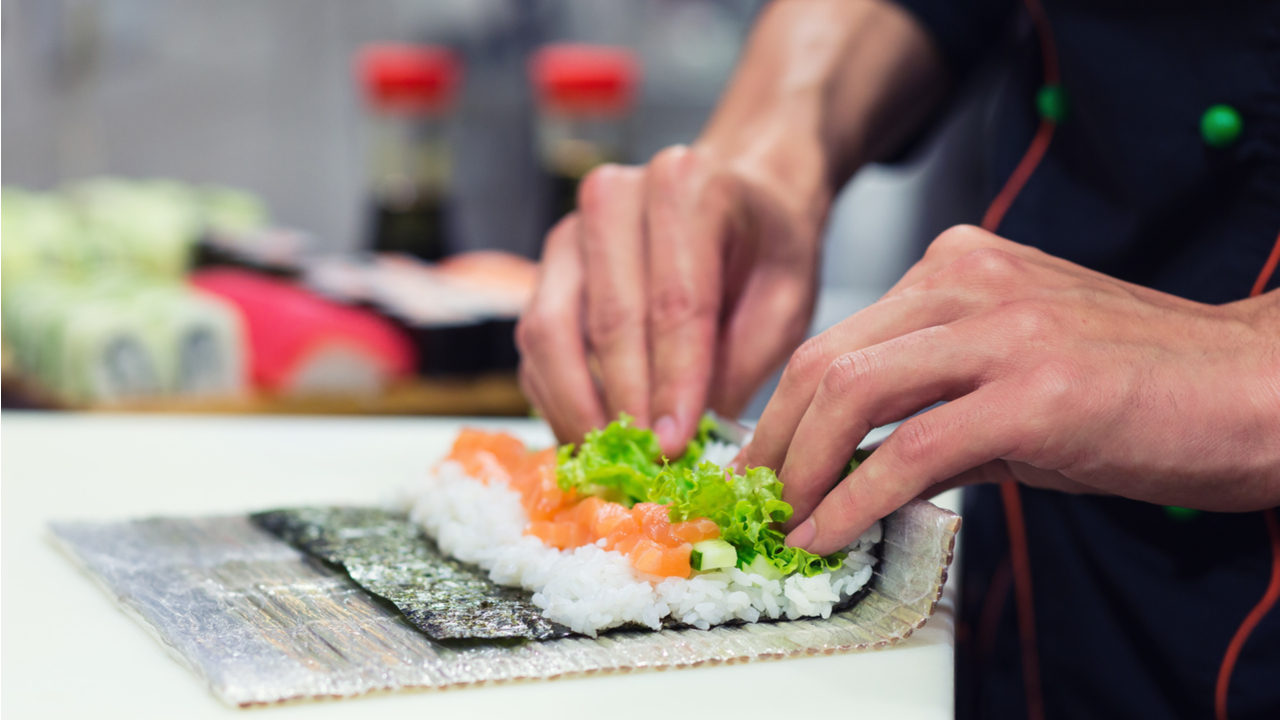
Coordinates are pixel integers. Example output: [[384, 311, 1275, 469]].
[[1036, 85, 1069, 123], [1164, 505, 1203, 522], [1200, 104, 1242, 148]]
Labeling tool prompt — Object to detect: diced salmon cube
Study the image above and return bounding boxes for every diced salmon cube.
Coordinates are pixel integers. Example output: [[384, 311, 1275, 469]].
[[573, 496, 606, 525], [461, 451, 512, 486], [630, 502, 672, 543], [603, 515, 640, 549], [591, 502, 634, 538], [669, 517, 720, 544], [627, 537, 666, 573], [631, 539, 692, 578], [526, 520, 590, 549], [527, 483, 571, 522], [658, 543, 694, 577], [567, 523, 590, 548], [526, 521, 557, 545], [448, 429, 527, 473], [612, 533, 644, 555], [631, 502, 668, 524]]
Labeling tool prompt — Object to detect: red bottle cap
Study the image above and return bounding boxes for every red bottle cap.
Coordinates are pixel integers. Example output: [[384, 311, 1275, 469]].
[[358, 44, 461, 115], [530, 44, 641, 117]]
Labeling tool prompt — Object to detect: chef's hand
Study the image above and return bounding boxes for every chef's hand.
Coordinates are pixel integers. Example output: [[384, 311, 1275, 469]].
[[742, 224, 1280, 555], [516, 0, 948, 454], [516, 148, 825, 455]]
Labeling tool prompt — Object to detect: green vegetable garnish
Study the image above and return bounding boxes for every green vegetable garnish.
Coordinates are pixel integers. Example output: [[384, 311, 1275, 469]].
[[557, 415, 848, 578], [744, 554, 783, 581], [690, 539, 737, 571], [654, 462, 845, 577], [556, 414, 713, 506], [846, 446, 874, 475]]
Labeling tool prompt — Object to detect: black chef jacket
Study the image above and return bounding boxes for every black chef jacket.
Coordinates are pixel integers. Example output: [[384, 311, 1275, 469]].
[[884, 0, 1280, 718]]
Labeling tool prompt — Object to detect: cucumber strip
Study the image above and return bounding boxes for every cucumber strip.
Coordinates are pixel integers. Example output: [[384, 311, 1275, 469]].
[[690, 539, 737, 571], [744, 554, 784, 581]]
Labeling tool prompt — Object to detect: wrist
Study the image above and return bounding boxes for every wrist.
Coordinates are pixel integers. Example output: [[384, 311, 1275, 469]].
[[1240, 289, 1280, 421], [1217, 294, 1280, 494], [697, 109, 833, 240], [690, 0, 947, 240], [691, 0, 892, 237]]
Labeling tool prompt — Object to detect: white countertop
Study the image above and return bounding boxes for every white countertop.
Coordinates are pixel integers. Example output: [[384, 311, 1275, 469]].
[[1, 413, 959, 719]]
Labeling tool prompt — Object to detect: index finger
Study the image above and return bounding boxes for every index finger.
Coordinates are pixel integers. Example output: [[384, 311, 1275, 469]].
[[744, 283, 982, 473], [789, 386, 1020, 555], [579, 165, 651, 426], [516, 216, 606, 442], [644, 147, 726, 456], [777, 324, 987, 531]]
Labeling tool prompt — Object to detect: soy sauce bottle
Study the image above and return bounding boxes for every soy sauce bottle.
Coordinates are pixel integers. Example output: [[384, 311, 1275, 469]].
[[530, 45, 640, 235], [358, 44, 461, 261]]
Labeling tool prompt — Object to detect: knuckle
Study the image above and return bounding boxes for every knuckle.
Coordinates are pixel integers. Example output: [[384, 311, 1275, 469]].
[[648, 279, 712, 332], [1028, 359, 1081, 408], [646, 146, 708, 200], [1000, 300, 1057, 341], [698, 170, 735, 211], [577, 164, 635, 216], [1011, 360, 1083, 459], [785, 336, 830, 386], [927, 224, 987, 258], [586, 297, 642, 348], [576, 168, 611, 216], [891, 417, 942, 468], [517, 365, 538, 398], [821, 350, 877, 399], [959, 247, 1023, 284], [828, 479, 861, 525], [517, 303, 567, 354], [514, 313, 542, 353], [648, 144, 694, 178], [543, 214, 580, 254]]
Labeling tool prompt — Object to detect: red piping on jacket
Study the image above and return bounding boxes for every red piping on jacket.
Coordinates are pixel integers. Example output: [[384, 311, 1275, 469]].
[[978, 0, 1060, 718], [1214, 233, 1280, 720], [977, 0, 1280, 715]]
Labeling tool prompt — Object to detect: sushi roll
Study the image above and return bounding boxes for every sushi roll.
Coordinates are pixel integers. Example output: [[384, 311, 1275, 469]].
[[399, 416, 881, 637], [191, 268, 416, 395]]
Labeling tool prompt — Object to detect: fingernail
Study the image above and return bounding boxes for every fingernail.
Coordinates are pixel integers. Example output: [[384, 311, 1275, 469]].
[[785, 519, 816, 550], [654, 415, 679, 453]]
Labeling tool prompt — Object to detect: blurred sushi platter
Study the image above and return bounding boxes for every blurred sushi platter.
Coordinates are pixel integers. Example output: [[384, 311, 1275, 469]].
[[2, 43, 664, 418], [1, 178, 532, 416]]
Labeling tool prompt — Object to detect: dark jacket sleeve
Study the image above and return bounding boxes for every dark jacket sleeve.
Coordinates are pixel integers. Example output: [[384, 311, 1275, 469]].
[[888, 0, 1018, 81]]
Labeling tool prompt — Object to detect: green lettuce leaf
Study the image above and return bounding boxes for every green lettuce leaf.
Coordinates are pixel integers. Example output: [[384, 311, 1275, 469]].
[[557, 414, 847, 578], [845, 446, 875, 475], [556, 414, 713, 506], [655, 463, 843, 577]]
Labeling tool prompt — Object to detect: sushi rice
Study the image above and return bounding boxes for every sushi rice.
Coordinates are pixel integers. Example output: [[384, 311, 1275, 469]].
[[397, 453, 881, 637]]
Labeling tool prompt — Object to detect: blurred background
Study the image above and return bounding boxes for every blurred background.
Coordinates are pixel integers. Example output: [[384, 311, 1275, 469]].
[[2, 0, 985, 419]]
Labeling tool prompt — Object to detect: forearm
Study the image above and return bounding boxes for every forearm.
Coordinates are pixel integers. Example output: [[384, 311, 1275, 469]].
[[698, 0, 948, 221]]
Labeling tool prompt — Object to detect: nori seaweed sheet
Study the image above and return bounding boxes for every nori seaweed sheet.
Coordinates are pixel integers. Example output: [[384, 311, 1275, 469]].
[[252, 507, 569, 642], [254, 506, 878, 643]]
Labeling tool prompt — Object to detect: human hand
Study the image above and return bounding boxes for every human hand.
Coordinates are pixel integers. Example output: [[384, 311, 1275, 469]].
[[516, 0, 948, 456], [742, 225, 1280, 555], [516, 145, 826, 456]]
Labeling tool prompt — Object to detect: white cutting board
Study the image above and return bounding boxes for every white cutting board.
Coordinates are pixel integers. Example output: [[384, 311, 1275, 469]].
[[2, 413, 959, 719]]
